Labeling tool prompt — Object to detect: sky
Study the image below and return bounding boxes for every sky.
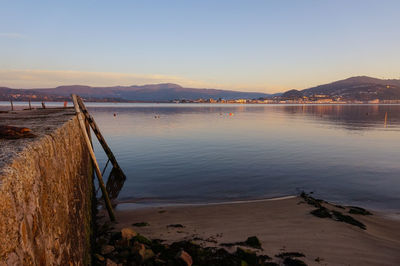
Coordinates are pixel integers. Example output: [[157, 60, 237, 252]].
[[1, 0, 400, 93]]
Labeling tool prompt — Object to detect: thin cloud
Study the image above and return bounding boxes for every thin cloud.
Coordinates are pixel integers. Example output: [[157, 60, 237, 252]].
[[0, 69, 210, 89], [0, 33, 25, 39], [0, 69, 278, 92]]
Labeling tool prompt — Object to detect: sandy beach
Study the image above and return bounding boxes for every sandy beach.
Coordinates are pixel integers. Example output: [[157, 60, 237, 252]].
[[114, 196, 400, 266]]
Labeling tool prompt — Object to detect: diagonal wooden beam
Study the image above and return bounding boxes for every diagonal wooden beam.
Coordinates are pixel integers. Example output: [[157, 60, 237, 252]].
[[72, 94, 115, 221], [76, 96, 127, 199]]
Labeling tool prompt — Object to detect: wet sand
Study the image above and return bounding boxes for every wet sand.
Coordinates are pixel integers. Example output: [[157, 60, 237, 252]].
[[114, 196, 400, 266]]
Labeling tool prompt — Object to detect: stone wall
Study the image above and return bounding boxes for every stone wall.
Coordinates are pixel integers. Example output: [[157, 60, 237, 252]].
[[0, 114, 94, 265]]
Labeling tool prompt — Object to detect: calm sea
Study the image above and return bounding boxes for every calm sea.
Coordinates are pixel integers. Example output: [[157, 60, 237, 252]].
[[2, 102, 400, 211]]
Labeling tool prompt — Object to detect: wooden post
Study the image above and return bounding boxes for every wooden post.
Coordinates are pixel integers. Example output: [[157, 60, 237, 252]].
[[76, 96, 126, 177], [72, 94, 116, 221], [384, 111, 388, 128], [10, 100, 14, 111], [29, 99, 32, 110], [85, 118, 92, 146], [76, 96, 126, 199]]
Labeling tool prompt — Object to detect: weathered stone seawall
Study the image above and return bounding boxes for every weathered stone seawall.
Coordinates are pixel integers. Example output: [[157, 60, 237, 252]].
[[0, 110, 94, 265]]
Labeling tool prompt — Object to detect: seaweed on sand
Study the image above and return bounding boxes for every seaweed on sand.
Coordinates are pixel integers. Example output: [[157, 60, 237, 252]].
[[301, 192, 368, 230], [334, 204, 345, 209], [348, 206, 372, 216], [167, 224, 184, 228], [310, 207, 332, 218], [283, 257, 308, 266], [221, 236, 263, 250], [275, 252, 305, 258], [275, 252, 307, 266], [300, 192, 324, 208], [331, 210, 366, 230], [244, 236, 263, 249], [132, 222, 150, 227]]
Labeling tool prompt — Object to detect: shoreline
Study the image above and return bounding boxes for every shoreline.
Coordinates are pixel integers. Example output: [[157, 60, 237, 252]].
[[115, 195, 297, 210], [115, 195, 400, 221], [110, 195, 400, 265]]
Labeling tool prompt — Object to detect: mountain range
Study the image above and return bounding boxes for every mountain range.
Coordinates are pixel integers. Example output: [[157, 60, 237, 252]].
[[1, 76, 400, 102], [281, 76, 400, 101], [0, 83, 272, 102]]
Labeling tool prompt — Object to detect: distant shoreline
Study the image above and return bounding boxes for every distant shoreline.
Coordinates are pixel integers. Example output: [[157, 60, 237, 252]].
[[2, 100, 400, 105]]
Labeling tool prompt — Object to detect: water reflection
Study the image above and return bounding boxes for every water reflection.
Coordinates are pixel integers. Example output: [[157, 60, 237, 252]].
[[85, 104, 400, 211], [279, 105, 399, 131], [2, 102, 399, 211]]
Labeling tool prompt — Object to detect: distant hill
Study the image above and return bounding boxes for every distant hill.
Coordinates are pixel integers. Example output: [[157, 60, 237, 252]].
[[281, 76, 400, 101], [281, 89, 303, 100], [0, 83, 271, 102], [2, 76, 400, 102]]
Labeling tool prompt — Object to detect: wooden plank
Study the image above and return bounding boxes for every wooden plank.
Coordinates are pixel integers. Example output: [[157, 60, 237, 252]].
[[76, 97, 124, 172], [75, 96, 126, 198], [85, 117, 92, 146], [72, 94, 116, 221]]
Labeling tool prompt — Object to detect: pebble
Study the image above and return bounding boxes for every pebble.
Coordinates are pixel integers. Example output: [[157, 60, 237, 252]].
[[177, 250, 193, 266], [121, 227, 137, 240]]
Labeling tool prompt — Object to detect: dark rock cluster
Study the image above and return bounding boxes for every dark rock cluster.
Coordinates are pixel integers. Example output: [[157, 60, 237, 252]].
[[93, 223, 308, 266], [300, 192, 371, 230]]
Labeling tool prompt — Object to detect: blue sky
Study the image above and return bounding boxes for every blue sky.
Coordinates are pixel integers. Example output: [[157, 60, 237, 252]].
[[1, 0, 399, 92]]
